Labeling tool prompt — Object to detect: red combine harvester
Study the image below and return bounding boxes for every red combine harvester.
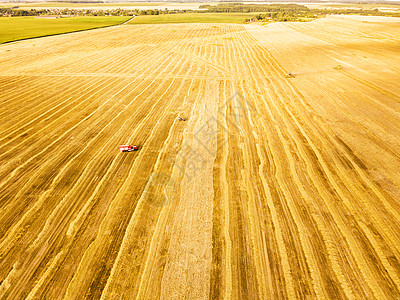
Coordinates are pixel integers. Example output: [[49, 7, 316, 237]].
[[119, 145, 138, 152]]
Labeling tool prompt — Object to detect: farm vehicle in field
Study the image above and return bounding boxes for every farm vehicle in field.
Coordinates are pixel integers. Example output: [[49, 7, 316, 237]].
[[119, 145, 138, 152]]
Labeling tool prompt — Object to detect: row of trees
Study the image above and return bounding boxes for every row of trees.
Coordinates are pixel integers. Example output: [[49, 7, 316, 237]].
[[0, 7, 196, 17], [253, 7, 400, 22], [200, 3, 400, 22], [251, 12, 318, 23], [199, 3, 311, 13], [0, 7, 136, 16]]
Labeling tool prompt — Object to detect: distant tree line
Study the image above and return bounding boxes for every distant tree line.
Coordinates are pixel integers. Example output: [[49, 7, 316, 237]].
[[0, 7, 136, 17], [200, 3, 400, 22], [0, 7, 195, 17], [199, 3, 310, 13], [255, 7, 400, 22]]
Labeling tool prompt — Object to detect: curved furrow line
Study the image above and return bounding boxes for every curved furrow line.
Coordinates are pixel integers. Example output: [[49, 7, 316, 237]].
[[238, 42, 322, 300], [217, 32, 258, 299], [63, 78, 186, 299], [276, 99, 398, 297], [108, 79, 202, 299], [1, 22, 400, 299], [242, 42, 358, 300], [268, 88, 360, 297], [260, 48, 400, 262], [0, 27, 160, 74], [243, 52, 367, 298], [231, 27, 301, 298], [310, 84, 400, 165], [241, 26, 396, 298], [224, 25, 260, 298], [0, 77, 129, 192], [100, 26, 213, 299], [58, 33, 201, 298], [130, 27, 222, 297], [237, 29, 351, 299], [0, 49, 181, 259], [242, 81, 324, 299], [271, 95, 398, 298], [214, 27, 240, 300], [24, 73, 191, 299], [208, 26, 234, 299], [227, 29, 284, 299], [0, 48, 191, 298], [252, 114, 297, 299], [246, 31, 400, 164], [248, 28, 400, 230], [0, 77, 151, 219], [0, 47, 173, 158], [0, 75, 75, 120], [211, 79, 234, 299], [227, 26, 278, 299], [287, 22, 400, 56], [0, 76, 56, 108], [341, 70, 400, 103], [2, 75, 99, 121], [245, 31, 400, 297], [271, 35, 400, 160], [0, 78, 102, 148], [0, 23, 195, 213], [0, 81, 134, 264], [62, 70, 186, 240], [2, 41, 179, 191], [0, 76, 111, 149], [232, 92, 272, 298], [0, 76, 26, 94]]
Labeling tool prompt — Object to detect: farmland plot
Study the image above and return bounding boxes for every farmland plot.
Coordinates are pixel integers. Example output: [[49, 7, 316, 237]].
[[0, 19, 400, 299]]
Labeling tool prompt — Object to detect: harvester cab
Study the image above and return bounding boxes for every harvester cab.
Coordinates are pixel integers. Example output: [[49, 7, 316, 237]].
[[119, 145, 138, 152]]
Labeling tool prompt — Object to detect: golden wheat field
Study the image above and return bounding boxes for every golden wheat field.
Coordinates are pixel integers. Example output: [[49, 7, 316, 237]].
[[1, 15, 400, 299]]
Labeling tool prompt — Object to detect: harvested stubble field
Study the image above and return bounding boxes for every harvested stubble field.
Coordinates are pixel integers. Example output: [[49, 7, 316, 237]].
[[1, 16, 400, 299]]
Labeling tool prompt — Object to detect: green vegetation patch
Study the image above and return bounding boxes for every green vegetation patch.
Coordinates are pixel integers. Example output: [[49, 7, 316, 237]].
[[0, 16, 130, 44], [128, 13, 256, 24]]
